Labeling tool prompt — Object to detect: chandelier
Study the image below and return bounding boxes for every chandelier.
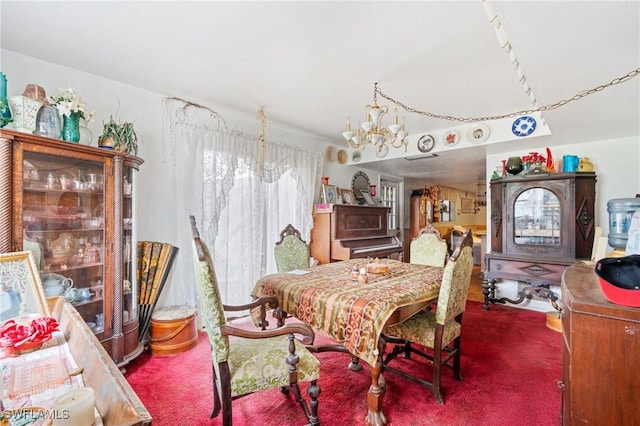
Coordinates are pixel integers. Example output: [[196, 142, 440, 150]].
[[342, 83, 408, 151]]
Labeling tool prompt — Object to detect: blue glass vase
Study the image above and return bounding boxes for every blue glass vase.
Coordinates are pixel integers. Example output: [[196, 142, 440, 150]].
[[62, 113, 81, 142]]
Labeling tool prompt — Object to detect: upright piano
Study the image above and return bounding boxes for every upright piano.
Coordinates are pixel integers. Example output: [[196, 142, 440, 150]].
[[310, 204, 403, 264]]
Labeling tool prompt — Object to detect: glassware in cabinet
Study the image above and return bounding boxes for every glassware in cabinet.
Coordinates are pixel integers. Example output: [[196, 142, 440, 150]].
[[21, 151, 106, 335]]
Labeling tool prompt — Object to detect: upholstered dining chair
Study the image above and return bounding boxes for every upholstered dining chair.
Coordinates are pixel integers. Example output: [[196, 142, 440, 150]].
[[410, 222, 448, 267], [382, 229, 474, 404], [189, 216, 321, 426], [450, 225, 466, 253], [274, 224, 311, 272]]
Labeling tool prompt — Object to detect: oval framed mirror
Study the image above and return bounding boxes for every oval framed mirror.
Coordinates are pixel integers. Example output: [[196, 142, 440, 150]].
[[351, 171, 370, 200]]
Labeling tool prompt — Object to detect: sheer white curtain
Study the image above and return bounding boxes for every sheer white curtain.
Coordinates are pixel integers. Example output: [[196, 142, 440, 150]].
[[170, 122, 323, 308]]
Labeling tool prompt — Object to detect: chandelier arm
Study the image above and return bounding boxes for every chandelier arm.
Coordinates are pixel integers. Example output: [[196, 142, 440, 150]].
[[374, 67, 640, 123]]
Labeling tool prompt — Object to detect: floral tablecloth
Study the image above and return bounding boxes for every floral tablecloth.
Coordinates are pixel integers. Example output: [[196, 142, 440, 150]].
[[254, 258, 443, 367]]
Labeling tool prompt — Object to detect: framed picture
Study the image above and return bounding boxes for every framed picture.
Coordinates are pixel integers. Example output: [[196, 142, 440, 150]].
[[361, 190, 376, 206], [340, 188, 356, 205], [460, 198, 474, 214], [322, 184, 339, 204], [0, 251, 50, 322]]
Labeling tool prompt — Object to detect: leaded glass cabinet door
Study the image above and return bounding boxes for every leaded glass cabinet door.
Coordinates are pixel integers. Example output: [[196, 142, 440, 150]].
[[20, 150, 106, 336], [120, 160, 143, 363]]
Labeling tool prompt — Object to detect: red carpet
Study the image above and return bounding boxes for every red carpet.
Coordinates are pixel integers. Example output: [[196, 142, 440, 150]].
[[125, 301, 562, 425]]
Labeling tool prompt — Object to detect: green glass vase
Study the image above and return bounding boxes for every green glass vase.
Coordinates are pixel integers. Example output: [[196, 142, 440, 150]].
[[62, 113, 81, 142], [0, 72, 12, 128]]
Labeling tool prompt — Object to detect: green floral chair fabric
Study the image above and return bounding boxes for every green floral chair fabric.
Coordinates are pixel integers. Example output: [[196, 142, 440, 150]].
[[190, 216, 321, 426], [382, 229, 475, 404], [274, 224, 310, 272], [410, 223, 448, 267]]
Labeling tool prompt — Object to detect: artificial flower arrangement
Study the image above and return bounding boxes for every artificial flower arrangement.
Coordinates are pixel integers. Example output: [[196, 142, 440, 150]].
[[522, 151, 546, 167], [48, 87, 94, 121], [0, 316, 60, 355]]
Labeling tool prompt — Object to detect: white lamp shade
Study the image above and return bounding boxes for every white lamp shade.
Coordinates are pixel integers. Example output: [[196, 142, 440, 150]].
[[388, 123, 401, 135], [369, 106, 383, 122], [361, 121, 374, 132], [371, 133, 384, 145], [342, 130, 354, 141]]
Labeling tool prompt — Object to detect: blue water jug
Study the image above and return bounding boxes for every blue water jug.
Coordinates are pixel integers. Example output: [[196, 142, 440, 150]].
[[562, 155, 579, 172]]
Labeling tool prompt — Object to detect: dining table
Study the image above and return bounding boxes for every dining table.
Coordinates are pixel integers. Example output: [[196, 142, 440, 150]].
[[253, 258, 444, 426]]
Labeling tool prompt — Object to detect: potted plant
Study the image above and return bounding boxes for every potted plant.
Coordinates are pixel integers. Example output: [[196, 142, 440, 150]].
[[98, 116, 139, 155]]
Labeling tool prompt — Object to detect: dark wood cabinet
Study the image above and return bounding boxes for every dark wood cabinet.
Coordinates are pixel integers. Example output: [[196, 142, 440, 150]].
[[0, 129, 144, 366], [409, 195, 433, 241], [483, 173, 596, 309], [561, 262, 640, 426]]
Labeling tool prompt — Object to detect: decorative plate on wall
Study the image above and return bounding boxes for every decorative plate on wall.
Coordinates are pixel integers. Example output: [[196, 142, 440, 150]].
[[443, 130, 460, 147], [325, 146, 336, 162], [467, 124, 490, 144], [337, 149, 348, 164], [417, 134, 435, 153], [512, 116, 537, 137], [351, 150, 362, 163]]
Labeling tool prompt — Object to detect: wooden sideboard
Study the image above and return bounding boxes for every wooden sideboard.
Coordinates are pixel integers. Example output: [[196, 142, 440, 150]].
[[561, 262, 640, 425]]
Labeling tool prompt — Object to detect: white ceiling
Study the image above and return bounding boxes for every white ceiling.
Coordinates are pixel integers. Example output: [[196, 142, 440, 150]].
[[2, 1, 639, 186]]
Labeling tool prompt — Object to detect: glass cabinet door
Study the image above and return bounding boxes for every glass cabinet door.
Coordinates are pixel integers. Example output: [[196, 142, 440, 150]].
[[513, 187, 561, 246], [22, 151, 105, 334], [122, 166, 137, 326]]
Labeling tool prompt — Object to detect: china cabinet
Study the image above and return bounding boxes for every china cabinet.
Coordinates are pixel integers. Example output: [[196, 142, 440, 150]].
[[483, 172, 596, 309], [409, 193, 433, 240], [0, 129, 144, 366], [408, 192, 434, 261]]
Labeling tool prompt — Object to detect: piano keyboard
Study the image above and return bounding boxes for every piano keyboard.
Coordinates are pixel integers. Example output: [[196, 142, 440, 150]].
[[353, 243, 402, 254]]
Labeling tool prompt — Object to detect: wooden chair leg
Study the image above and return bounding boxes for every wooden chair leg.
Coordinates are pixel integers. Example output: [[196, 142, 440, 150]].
[[219, 363, 233, 426], [432, 326, 444, 404], [210, 362, 221, 419], [286, 334, 321, 425], [306, 380, 321, 426], [453, 336, 462, 381], [402, 341, 412, 359]]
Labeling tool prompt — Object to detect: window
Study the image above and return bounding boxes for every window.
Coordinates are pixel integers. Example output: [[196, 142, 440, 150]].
[[380, 177, 402, 236]]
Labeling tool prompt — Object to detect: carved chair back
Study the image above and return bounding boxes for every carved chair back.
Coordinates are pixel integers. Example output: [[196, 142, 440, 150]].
[[274, 224, 310, 272], [435, 229, 475, 325], [410, 223, 448, 267]]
